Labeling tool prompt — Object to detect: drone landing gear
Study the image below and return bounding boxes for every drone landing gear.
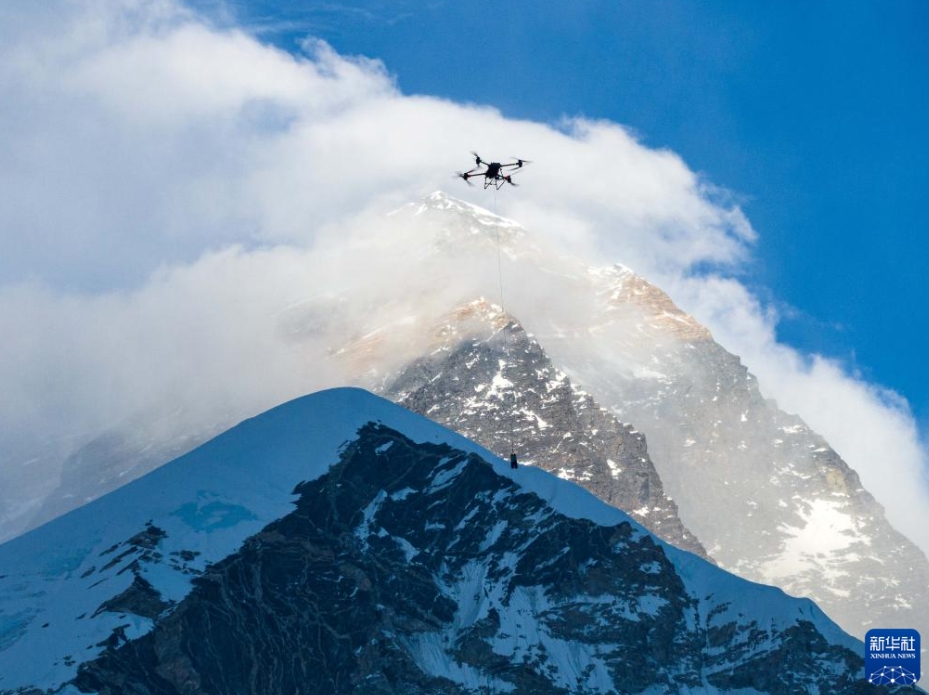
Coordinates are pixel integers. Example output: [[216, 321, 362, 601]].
[[483, 176, 516, 190]]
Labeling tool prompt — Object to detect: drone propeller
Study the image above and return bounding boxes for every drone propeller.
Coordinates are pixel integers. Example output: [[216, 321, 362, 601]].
[[498, 158, 531, 170], [455, 171, 475, 186], [470, 151, 483, 167]]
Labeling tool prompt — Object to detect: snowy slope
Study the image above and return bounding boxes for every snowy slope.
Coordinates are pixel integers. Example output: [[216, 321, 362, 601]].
[[0, 388, 882, 694], [537, 263, 929, 642], [0, 388, 466, 692], [7, 191, 927, 654]]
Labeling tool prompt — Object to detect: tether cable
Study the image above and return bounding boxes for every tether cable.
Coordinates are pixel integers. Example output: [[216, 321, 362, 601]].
[[492, 187, 517, 459]]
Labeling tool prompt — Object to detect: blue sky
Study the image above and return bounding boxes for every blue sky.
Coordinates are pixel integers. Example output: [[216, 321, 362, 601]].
[[2, 0, 927, 546], [209, 0, 929, 426]]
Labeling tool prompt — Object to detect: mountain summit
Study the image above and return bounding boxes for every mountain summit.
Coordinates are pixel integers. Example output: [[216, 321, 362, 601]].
[[367, 192, 929, 644], [0, 389, 887, 694], [5, 191, 926, 652]]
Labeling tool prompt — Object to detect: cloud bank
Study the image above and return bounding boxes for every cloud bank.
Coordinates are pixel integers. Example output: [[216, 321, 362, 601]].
[[1, 0, 926, 554]]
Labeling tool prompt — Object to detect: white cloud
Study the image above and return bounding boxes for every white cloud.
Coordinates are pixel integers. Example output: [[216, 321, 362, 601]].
[[0, 0, 926, 556]]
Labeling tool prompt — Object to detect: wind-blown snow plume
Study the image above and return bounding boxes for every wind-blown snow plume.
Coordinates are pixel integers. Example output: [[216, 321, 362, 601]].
[[0, 0, 926, 555]]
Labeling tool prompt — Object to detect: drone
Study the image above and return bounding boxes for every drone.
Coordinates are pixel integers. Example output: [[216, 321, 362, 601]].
[[458, 152, 530, 189]]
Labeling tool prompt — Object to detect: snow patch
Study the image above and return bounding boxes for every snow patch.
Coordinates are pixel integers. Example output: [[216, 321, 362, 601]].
[[761, 499, 860, 584]]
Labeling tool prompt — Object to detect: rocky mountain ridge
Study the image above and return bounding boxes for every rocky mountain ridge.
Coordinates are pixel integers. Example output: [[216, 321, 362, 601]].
[[536, 262, 929, 643], [380, 193, 929, 643], [0, 389, 890, 695], [384, 298, 708, 559]]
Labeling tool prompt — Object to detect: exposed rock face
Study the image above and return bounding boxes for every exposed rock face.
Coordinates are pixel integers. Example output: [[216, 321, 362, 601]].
[[73, 422, 882, 695], [93, 574, 172, 621], [544, 264, 929, 642], [384, 299, 708, 560]]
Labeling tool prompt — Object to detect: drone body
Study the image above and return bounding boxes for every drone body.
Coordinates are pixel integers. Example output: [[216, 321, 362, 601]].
[[458, 153, 530, 189]]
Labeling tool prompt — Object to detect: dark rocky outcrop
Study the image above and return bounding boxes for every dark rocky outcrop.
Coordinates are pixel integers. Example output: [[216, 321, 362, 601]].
[[73, 423, 887, 695]]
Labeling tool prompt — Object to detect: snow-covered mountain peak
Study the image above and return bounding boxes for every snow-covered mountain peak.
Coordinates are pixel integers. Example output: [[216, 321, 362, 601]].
[[391, 195, 712, 347], [420, 298, 512, 359], [434, 297, 510, 335], [588, 263, 712, 342], [416, 190, 522, 228], [325, 297, 513, 383], [0, 388, 494, 693], [0, 387, 887, 694], [391, 190, 530, 257]]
